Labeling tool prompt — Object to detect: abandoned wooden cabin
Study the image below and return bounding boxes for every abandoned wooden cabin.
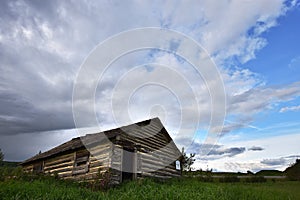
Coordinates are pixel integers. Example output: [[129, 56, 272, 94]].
[[21, 117, 183, 184]]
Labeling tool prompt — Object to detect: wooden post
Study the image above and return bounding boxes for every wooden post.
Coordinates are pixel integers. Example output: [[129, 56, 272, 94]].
[[133, 148, 137, 180]]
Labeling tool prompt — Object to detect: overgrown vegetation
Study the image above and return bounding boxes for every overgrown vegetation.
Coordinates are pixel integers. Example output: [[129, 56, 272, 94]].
[[93, 168, 112, 191], [244, 176, 267, 183], [1, 175, 300, 200], [1, 156, 299, 199], [218, 175, 240, 183], [0, 165, 298, 199]]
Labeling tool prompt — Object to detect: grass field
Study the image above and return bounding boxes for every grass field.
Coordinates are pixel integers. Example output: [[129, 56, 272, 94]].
[[0, 176, 300, 200]]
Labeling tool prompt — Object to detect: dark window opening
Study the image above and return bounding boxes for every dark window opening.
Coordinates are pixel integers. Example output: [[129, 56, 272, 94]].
[[76, 161, 87, 166], [72, 151, 90, 175], [33, 161, 43, 173]]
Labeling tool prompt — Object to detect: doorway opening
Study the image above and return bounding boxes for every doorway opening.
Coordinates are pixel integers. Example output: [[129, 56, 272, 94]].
[[122, 147, 136, 182]]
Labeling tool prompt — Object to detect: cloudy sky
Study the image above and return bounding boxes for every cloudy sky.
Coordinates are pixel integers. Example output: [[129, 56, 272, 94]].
[[1, 0, 300, 172]]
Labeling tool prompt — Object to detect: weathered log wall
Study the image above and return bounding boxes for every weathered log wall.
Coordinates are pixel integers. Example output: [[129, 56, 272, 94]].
[[110, 145, 123, 184], [22, 141, 113, 183]]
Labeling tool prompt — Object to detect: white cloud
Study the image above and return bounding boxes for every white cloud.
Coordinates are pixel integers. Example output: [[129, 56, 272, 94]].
[[280, 105, 300, 113], [227, 82, 300, 115], [0, 0, 299, 163], [197, 0, 288, 64]]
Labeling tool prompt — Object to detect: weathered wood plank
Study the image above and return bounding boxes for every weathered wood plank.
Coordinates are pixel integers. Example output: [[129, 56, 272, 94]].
[[89, 160, 110, 170], [45, 156, 74, 167], [49, 166, 73, 174], [89, 145, 111, 156], [44, 161, 74, 171], [90, 153, 110, 163]]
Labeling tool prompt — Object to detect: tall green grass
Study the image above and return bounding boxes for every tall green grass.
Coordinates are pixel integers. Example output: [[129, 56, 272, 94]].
[[1, 175, 300, 200]]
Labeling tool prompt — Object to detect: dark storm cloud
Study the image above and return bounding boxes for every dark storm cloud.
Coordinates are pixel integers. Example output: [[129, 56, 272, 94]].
[[0, 91, 75, 135], [285, 155, 300, 159], [261, 158, 286, 166], [186, 141, 246, 160], [0, 90, 75, 135], [0, 42, 76, 134], [261, 155, 300, 166], [0, 129, 79, 161], [248, 146, 264, 151], [0, 0, 81, 135], [0, 0, 162, 136], [208, 147, 246, 157]]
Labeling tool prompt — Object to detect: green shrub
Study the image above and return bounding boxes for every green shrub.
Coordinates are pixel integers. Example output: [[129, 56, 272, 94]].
[[0, 166, 23, 181], [93, 168, 112, 191], [244, 176, 266, 183], [198, 175, 214, 182], [219, 176, 240, 183]]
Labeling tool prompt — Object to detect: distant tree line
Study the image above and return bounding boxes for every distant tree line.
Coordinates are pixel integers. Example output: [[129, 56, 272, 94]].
[[285, 159, 300, 181]]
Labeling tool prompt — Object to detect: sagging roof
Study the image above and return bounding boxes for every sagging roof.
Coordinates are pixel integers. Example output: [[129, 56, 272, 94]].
[[21, 117, 180, 165]]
